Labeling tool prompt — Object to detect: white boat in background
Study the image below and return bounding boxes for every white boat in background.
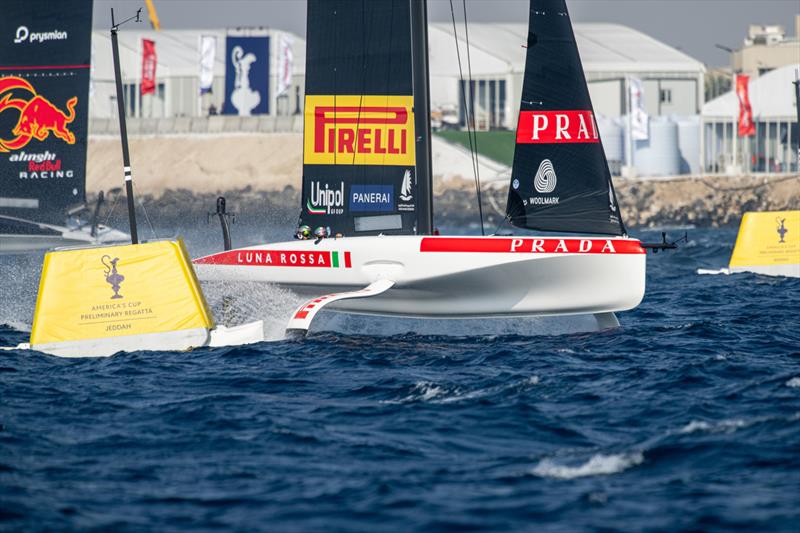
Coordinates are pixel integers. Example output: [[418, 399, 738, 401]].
[[194, 0, 659, 334], [0, 208, 129, 255]]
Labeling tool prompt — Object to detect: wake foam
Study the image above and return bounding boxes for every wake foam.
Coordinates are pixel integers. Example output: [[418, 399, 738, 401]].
[[696, 267, 730, 276], [532, 452, 644, 479], [679, 419, 749, 434], [201, 280, 303, 341], [384, 375, 540, 405], [0, 254, 43, 332], [786, 377, 800, 388]]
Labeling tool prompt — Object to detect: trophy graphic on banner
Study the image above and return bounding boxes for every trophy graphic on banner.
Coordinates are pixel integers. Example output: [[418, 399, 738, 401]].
[[230, 45, 260, 116], [101, 255, 125, 299]]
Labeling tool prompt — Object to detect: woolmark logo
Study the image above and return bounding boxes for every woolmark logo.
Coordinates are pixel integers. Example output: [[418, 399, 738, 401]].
[[534, 159, 557, 193], [13, 26, 68, 44], [304, 95, 415, 166]]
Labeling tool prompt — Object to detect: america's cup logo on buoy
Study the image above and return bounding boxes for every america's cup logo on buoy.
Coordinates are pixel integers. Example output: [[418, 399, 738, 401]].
[[534, 159, 557, 193], [776, 217, 787, 243], [101, 255, 125, 300]]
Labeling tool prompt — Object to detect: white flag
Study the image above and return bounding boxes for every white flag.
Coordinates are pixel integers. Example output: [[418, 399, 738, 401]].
[[277, 34, 293, 96], [629, 76, 649, 141], [199, 35, 216, 94]]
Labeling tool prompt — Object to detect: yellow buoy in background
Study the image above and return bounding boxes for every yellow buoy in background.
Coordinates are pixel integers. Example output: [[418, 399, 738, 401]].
[[728, 211, 799, 277], [30, 239, 217, 357]]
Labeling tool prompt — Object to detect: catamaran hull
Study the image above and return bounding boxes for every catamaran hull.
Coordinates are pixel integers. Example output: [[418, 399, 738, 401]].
[[193, 235, 646, 318]]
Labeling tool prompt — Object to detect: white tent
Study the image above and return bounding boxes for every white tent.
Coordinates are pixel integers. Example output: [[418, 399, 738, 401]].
[[702, 64, 800, 119]]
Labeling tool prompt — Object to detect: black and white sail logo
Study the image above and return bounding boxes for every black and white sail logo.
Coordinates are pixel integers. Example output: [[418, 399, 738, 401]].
[[399, 169, 413, 201], [529, 158, 559, 205], [534, 159, 557, 193]]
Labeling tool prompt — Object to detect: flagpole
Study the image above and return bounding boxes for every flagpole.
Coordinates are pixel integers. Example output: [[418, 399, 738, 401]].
[[625, 76, 633, 176], [732, 73, 738, 174]]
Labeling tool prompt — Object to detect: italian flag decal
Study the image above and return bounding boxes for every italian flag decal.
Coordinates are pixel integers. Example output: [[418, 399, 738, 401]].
[[331, 251, 352, 268], [306, 198, 326, 215]]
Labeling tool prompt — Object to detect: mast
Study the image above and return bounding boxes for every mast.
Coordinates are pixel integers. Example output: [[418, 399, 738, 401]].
[[409, 0, 433, 234], [110, 8, 140, 245]]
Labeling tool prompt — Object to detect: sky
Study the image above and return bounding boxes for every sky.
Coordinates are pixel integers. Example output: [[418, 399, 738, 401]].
[[92, 0, 800, 67]]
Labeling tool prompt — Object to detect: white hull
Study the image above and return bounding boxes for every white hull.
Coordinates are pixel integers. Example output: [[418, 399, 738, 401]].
[[0, 215, 129, 255], [193, 235, 647, 319]]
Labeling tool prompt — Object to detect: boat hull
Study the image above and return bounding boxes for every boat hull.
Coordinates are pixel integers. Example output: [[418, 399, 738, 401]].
[[193, 235, 647, 318], [0, 215, 129, 255]]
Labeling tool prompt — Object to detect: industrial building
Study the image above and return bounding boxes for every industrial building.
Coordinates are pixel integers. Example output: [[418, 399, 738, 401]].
[[88, 22, 705, 130], [732, 16, 800, 78]]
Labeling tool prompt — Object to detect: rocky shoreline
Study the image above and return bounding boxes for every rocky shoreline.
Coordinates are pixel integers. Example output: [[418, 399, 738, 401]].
[[89, 174, 799, 232]]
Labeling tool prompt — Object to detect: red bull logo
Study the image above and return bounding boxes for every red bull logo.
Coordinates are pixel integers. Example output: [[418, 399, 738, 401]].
[[0, 76, 78, 152], [304, 95, 415, 166]]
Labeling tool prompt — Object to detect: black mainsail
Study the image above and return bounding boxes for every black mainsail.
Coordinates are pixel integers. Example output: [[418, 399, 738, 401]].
[[0, 0, 93, 225], [299, 0, 433, 236], [506, 0, 625, 236]]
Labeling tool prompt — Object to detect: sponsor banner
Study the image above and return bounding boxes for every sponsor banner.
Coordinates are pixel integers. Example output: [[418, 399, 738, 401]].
[[628, 76, 649, 141], [223, 36, 269, 116], [1, 0, 92, 68], [736, 75, 755, 137], [420, 237, 645, 255], [306, 181, 345, 215], [1, 0, 92, 222], [0, 73, 89, 221], [194, 249, 353, 268], [350, 185, 393, 212], [199, 35, 216, 94], [277, 34, 293, 97], [304, 95, 415, 166], [516, 110, 599, 144], [141, 39, 157, 95]]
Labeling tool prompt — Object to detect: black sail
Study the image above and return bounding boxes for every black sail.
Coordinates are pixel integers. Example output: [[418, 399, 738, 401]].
[[299, 0, 428, 236], [0, 0, 93, 225], [505, 0, 625, 236]]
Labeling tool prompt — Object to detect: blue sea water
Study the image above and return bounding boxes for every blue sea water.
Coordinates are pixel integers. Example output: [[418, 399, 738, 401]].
[[1, 226, 799, 532]]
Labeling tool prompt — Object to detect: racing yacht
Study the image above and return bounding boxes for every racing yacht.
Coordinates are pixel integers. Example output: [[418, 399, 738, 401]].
[[193, 0, 647, 333]]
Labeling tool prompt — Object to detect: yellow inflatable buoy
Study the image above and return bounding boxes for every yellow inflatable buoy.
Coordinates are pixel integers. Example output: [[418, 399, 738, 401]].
[[30, 239, 218, 357], [728, 211, 799, 277]]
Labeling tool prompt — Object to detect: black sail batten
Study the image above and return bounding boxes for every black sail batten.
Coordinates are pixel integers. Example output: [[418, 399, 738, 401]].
[[0, 0, 93, 225], [505, 0, 625, 236], [299, 0, 426, 236]]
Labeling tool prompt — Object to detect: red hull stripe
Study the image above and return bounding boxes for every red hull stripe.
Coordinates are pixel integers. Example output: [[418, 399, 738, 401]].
[[193, 249, 353, 267], [420, 238, 644, 255], [344, 251, 352, 268]]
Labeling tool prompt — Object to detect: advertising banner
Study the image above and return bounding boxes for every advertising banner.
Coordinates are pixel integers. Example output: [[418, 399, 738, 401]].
[[223, 36, 269, 116], [628, 76, 649, 141], [277, 34, 293, 97], [0, 0, 93, 224], [199, 35, 216, 94], [141, 39, 157, 95], [736, 75, 755, 137]]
